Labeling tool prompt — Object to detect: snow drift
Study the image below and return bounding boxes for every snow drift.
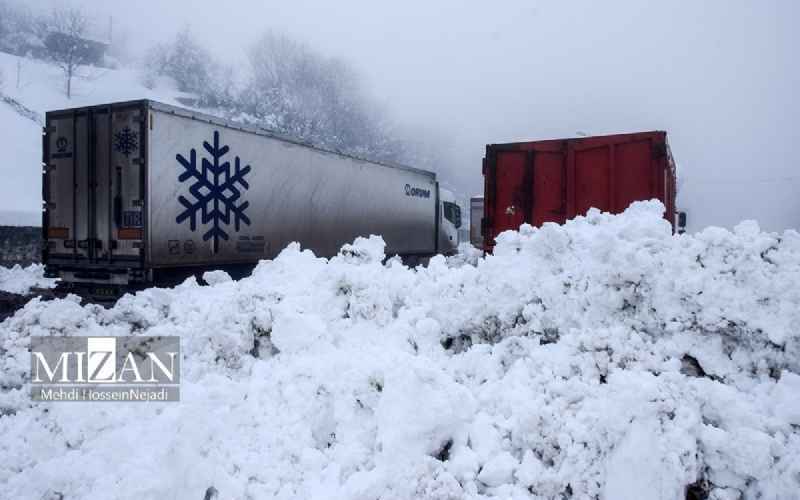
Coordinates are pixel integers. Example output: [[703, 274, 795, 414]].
[[0, 264, 55, 295], [1, 201, 799, 500]]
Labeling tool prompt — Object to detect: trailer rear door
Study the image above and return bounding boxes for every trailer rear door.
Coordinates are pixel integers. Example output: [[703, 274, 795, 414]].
[[43, 103, 146, 266], [483, 143, 568, 247]]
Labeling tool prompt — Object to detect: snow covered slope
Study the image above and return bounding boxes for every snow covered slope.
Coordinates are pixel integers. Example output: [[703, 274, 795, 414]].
[[0, 51, 182, 222], [1, 201, 799, 499]]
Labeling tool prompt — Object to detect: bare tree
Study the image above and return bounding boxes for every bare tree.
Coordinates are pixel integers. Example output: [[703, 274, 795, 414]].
[[141, 28, 230, 107], [243, 31, 388, 156], [0, 1, 39, 57], [105, 23, 132, 67], [45, 7, 91, 98]]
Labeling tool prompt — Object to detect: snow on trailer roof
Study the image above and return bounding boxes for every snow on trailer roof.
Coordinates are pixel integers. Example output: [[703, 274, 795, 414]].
[[45, 100, 438, 180]]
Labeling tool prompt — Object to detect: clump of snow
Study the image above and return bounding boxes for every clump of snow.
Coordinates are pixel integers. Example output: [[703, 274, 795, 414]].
[[337, 235, 387, 264], [201, 269, 232, 285], [446, 242, 483, 268], [0, 263, 56, 295], [1, 201, 799, 499]]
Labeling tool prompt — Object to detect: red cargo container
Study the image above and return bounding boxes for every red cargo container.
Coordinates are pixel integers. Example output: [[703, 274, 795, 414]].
[[482, 131, 676, 251]]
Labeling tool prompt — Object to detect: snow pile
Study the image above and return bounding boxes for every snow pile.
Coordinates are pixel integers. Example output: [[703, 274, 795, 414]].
[[1, 201, 800, 500], [446, 242, 484, 268], [0, 264, 55, 295]]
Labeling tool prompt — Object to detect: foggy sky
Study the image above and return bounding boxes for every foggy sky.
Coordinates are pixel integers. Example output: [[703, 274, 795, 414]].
[[33, 1, 800, 231]]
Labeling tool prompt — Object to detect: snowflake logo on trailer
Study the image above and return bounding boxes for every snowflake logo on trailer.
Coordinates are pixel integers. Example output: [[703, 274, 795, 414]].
[[113, 127, 138, 157], [175, 130, 251, 252]]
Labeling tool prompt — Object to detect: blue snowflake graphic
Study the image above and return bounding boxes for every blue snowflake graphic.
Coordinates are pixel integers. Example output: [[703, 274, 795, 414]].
[[113, 126, 138, 157], [175, 130, 251, 252]]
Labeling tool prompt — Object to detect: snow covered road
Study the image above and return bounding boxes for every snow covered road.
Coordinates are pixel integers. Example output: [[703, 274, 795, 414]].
[[1, 201, 799, 499]]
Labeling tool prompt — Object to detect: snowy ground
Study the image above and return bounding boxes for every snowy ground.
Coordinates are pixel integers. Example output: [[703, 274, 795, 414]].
[[0, 264, 55, 295], [1, 201, 799, 500]]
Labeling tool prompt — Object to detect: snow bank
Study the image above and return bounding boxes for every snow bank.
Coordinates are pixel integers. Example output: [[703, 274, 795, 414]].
[[0, 263, 55, 295], [1, 201, 799, 500]]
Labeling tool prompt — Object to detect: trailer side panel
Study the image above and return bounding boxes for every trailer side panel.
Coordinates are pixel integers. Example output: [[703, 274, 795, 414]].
[[146, 107, 438, 267], [483, 131, 676, 251]]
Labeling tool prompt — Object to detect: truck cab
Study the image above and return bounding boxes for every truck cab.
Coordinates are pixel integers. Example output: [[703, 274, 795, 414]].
[[438, 188, 461, 254]]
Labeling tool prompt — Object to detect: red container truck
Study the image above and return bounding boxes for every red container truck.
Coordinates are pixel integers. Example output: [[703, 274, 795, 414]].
[[481, 131, 678, 251]]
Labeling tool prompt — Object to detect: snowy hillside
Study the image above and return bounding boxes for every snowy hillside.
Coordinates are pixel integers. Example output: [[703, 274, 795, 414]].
[[0, 51, 183, 222], [1, 201, 799, 500]]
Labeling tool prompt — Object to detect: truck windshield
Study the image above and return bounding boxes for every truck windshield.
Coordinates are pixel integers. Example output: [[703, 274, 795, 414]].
[[443, 202, 461, 228]]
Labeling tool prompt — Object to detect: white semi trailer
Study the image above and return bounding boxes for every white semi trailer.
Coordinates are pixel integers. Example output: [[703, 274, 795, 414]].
[[42, 100, 461, 298]]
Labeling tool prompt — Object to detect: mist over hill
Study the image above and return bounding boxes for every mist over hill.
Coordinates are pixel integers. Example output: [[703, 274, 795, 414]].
[[1, 0, 798, 232]]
